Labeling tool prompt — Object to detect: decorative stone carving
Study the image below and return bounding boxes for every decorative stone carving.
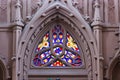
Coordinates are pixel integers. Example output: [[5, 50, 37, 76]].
[[11, 0, 17, 22], [0, 55, 6, 61], [84, 14, 91, 23], [31, 0, 43, 16], [23, 17, 93, 79], [14, 0, 24, 26], [119, 0, 120, 22], [108, 0, 115, 24], [0, 0, 7, 23], [18, 0, 96, 79], [72, 0, 84, 15], [36, 0, 43, 8], [91, 0, 103, 26], [72, 0, 78, 7]]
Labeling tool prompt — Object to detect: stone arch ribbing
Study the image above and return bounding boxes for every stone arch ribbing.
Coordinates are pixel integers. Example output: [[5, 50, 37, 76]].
[[106, 50, 120, 80], [17, 1, 98, 80], [0, 58, 7, 80]]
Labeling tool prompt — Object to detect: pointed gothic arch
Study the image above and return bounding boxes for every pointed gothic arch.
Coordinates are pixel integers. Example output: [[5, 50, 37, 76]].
[[17, 1, 98, 80], [106, 50, 120, 80], [0, 58, 6, 80]]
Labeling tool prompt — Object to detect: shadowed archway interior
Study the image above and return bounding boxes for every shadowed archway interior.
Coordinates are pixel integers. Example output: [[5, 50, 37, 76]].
[[0, 65, 4, 80], [0, 61, 5, 80], [112, 62, 120, 80]]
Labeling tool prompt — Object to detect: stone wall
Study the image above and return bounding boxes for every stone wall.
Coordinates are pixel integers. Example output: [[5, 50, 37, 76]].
[[0, 0, 119, 80]]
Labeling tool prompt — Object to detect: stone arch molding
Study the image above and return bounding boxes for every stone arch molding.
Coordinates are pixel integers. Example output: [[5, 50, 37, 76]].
[[17, 0, 98, 80], [106, 49, 120, 80], [0, 56, 7, 80]]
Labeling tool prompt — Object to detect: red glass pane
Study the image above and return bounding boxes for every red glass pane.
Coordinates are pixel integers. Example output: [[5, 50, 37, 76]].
[[50, 60, 66, 67]]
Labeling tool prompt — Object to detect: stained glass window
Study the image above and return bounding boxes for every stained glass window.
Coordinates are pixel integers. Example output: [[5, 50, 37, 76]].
[[33, 25, 82, 67], [52, 25, 64, 45], [50, 60, 66, 67], [36, 32, 50, 52]]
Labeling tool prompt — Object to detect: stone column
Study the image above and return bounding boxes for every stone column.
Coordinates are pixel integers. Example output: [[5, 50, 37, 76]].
[[12, 0, 24, 80], [91, 0, 104, 80]]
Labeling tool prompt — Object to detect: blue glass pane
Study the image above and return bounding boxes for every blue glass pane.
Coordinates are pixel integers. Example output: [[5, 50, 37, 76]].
[[61, 50, 82, 66], [33, 50, 54, 66], [33, 57, 41, 66], [52, 25, 64, 45], [33, 25, 82, 67], [53, 47, 62, 55]]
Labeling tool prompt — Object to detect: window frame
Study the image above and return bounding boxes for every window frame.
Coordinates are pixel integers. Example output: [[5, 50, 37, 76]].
[[31, 23, 85, 69]]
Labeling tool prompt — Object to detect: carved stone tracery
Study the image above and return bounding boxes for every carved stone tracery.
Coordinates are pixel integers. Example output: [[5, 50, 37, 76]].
[[76, 0, 84, 15], [31, 0, 41, 15], [16, 0, 97, 80], [0, 0, 7, 23], [22, 15, 93, 79], [108, 0, 115, 24]]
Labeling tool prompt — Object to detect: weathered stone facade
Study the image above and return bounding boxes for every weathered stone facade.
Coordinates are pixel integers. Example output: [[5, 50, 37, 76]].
[[0, 0, 119, 80]]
